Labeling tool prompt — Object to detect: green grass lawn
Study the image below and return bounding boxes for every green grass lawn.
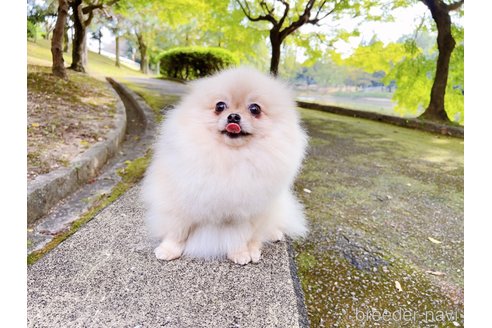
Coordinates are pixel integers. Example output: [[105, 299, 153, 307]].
[[27, 39, 148, 80]]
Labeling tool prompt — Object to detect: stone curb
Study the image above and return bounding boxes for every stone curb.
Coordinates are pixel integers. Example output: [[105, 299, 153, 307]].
[[106, 77, 155, 133], [27, 82, 127, 225], [297, 100, 464, 138]]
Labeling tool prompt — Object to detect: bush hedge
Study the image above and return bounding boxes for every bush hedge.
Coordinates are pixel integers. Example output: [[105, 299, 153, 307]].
[[159, 47, 239, 80]]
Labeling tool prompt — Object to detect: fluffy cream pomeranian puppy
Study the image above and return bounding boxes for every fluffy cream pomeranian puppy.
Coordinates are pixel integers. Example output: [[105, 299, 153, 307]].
[[141, 67, 308, 265]]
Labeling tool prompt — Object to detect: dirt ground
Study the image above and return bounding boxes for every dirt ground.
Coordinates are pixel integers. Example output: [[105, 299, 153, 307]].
[[27, 65, 117, 181]]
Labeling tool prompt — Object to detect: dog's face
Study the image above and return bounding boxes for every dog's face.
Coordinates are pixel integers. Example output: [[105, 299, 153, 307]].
[[210, 90, 268, 147], [179, 67, 297, 148]]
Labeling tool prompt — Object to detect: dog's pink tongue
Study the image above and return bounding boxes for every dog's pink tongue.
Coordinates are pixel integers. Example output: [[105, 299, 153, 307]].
[[226, 123, 241, 134]]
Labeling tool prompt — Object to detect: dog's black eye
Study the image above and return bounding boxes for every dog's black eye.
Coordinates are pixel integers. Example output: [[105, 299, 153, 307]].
[[215, 101, 227, 113], [248, 103, 261, 116]]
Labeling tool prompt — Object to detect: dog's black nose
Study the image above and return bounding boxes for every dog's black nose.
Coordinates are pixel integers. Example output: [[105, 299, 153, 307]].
[[227, 113, 241, 123]]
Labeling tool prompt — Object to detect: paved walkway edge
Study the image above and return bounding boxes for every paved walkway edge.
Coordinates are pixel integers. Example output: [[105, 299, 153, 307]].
[[287, 240, 311, 328], [27, 82, 127, 225], [297, 100, 464, 138]]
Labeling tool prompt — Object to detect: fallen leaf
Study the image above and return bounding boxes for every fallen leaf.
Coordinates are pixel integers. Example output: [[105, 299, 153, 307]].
[[425, 270, 446, 276], [376, 194, 392, 201], [428, 237, 442, 244], [395, 281, 403, 292], [31, 123, 40, 127]]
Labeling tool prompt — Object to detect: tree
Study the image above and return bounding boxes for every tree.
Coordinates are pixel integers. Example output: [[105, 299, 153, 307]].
[[419, 0, 464, 122], [115, 33, 121, 67], [63, 22, 71, 52], [51, 0, 69, 79], [91, 28, 104, 54], [148, 0, 270, 70], [28, 0, 58, 41], [105, 12, 124, 67], [135, 31, 149, 73], [115, 0, 159, 73], [333, 0, 464, 124], [43, 14, 58, 40], [336, 28, 464, 123], [69, 0, 117, 72], [114, 0, 269, 74], [235, 0, 353, 76], [115, 0, 205, 74]]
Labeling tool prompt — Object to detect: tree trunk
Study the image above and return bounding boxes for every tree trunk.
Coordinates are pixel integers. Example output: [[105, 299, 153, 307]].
[[69, 0, 87, 72], [83, 38, 88, 66], [51, 0, 69, 79], [420, 0, 455, 122], [269, 32, 282, 76], [44, 23, 51, 40], [63, 23, 69, 53], [136, 33, 149, 74], [70, 24, 87, 72], [140, 48, 149, 74], [115, 35, 120, 67]]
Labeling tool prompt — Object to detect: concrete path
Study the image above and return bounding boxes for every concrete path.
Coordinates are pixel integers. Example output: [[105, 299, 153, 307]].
[[28, 186, 308, 328], [124, 77, 189, 96]]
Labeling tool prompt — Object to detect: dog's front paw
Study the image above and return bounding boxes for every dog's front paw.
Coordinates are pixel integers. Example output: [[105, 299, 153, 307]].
[[269, 229, 284, 242], [250, 247, 261, 263], [154, 240, 184, 261], [228, 250, 252, 265], [228, 242, 262, 265]]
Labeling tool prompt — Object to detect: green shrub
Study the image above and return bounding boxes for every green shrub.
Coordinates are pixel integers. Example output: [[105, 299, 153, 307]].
[[158, 46, 239, 80], [27, 21, 37, 40]]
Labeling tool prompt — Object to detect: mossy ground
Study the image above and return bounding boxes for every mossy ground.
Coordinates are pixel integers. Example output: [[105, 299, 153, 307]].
[[293, 108, 463, 327]]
